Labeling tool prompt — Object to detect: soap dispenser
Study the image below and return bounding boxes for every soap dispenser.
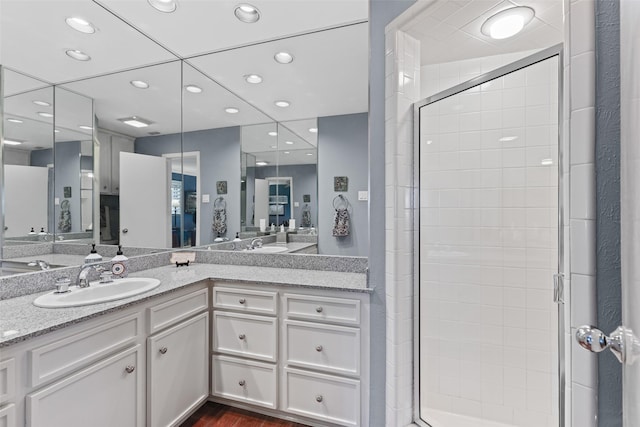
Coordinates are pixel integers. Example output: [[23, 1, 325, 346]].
[[28, 227, 36, 235], [232, 232, 242, 250], [111, 245, 128, 278], [85, 243, 103, 264]]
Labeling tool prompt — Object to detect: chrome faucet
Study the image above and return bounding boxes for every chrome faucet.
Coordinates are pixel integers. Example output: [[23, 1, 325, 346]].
[[76, 263, 106, 288], [28, 260, 50, 271], [248, 238, 263, 249]]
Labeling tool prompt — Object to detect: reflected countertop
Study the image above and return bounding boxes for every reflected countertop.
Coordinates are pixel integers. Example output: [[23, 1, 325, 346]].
[[0, 262, 368, 347], [5, 253, 88, 266]]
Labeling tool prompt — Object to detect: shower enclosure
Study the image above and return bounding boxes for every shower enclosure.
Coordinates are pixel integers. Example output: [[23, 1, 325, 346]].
[[414, 47, 563, 427]]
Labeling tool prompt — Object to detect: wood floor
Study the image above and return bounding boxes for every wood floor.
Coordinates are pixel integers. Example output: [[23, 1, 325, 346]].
[[180, 402, 310, 427]]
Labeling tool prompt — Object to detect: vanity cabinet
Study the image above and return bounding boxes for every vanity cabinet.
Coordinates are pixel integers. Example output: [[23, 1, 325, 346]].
[[210, 283, 370, 427], [0, 358, 16, 427], [98, 130, 134, 194]]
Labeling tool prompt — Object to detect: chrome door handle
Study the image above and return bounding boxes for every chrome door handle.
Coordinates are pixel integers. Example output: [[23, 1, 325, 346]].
[[576, 325, 640, 365]]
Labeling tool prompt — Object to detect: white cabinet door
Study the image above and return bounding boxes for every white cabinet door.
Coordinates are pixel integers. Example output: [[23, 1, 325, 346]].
[[110, 135, 133, 194], [26, 345, 143, 427], [148, 312, 209, 427]]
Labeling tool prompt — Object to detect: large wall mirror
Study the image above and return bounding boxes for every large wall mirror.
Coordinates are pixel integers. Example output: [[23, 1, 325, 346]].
[[1, 0, 369, 277]]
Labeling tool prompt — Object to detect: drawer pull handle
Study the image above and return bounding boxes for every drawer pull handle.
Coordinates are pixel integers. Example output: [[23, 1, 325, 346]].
[[316, 345, 323, 352], [315, 395, 323, 403], [239, 334, 246, 340], [316, 306, 323, 313], [125, 365, 135, 374], [159, 347, 168, 354], [239, 298, 246, 304], [239, 380, 246, 386]]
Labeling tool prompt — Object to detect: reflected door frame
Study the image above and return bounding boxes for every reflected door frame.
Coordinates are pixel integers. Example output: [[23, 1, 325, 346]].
[[266, 176, 293, 226], [163, 151, 201, 247]]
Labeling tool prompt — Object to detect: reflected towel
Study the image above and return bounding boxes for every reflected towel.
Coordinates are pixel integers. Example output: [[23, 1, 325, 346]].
[[302, 205, 312, 228], [332, 208, 350, 237], [212, 207, 227, 235]]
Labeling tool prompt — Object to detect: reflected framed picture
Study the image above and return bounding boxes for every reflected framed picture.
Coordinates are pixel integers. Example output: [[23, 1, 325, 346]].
[[303, 194, 311, 203], [216, 181, 227, 195], [334, 176, 348, 192]]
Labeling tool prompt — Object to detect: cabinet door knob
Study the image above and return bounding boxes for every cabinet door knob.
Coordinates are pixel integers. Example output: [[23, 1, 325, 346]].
[[238, 380, 246, 386], [315, 395, 323, 403], [159, 347, 168, 354], [315, 306, 323, 313], [125, 365, 135, 374], [122, 228, 128, 234], [239, 334, 246, 340], [315, 345, 323, 352], [239, 298, 246, 304]]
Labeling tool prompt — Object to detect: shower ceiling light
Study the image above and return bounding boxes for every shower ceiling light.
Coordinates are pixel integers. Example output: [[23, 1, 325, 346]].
[[130, 80, 149, 89], [234, 4, 260, 23], [274, 52, 294, 64], [118, 116, 153, 128], [481, 7, 535, 40], [185, 85, 203, 93], [33, 100, 51, 107], [244, 74, 263, 84], [65, 49, 91, 61], [148, 0, 177, 13], [65, 17, 97, 34]]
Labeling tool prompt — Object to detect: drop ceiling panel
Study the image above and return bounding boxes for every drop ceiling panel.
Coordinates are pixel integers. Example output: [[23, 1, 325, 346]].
[[0, 0, 176, 84], [95, 0, 368, 58], [188, 23, 369, 122]]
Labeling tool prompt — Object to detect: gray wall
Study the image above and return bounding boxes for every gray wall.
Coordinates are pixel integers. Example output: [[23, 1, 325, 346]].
[[318, 113, 369, 256], [369, 1, 416, 425], [135, 126, 241, 245], [595, 1, 622, 426], [53, 141, 82, 233]]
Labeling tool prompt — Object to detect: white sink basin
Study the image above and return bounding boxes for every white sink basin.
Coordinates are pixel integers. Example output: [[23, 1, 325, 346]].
[[243, 246, 288, 254], [33, 277, 161, 308]]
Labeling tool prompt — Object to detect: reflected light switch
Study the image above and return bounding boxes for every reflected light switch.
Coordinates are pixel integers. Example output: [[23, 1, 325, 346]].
[[55, 197, 60, 205], [358, 191, 368, 201], [294, 202, 299, 207], [202, 194, 210, 203]]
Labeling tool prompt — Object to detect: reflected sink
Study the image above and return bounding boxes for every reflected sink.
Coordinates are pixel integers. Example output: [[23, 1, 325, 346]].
[[243, 246, 288, 254], [33, 277, 161, 308]]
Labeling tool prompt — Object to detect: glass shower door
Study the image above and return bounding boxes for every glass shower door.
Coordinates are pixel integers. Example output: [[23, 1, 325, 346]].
[[416, 53, 561, 427]]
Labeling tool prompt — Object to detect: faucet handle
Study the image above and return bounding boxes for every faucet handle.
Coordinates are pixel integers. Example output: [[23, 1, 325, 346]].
[[54, 278, 71, 294], [99, 271, 114, 283]]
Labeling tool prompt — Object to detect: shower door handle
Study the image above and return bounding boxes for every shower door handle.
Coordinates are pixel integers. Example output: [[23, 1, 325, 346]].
[[576, 325, 640, 365]]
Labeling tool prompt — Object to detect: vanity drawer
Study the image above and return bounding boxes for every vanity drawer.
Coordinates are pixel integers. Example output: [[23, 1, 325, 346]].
[[211, 355, 276, 409], [0, 403, 16, 427], [28, 313, 140, 387], [284, 320, 360, 376], [213, 312, 277, 362], [283, 293, 360, 326], [213, 286, 277, 315], [0, 359, 15, 405], [148, 287, 208, 334], [282, 367, 360, 427]]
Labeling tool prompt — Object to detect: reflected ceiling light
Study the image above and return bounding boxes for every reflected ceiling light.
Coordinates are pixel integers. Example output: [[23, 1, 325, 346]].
[[7, 118, 23, 123], [37, 112, 54, 118], [65, 49, 91, 61], [275, 100, 290, 108], [118, 116, 153, 128], [284, 151, 290, 154], [274, 52, 294, 64], [79, 125, 93, 130], [481, 7, 535, 40], [234, 4, 260, 23], [130, 80, 149, 89], [87, 172, 94, 178], [426, 140, 433, 145], [54, 129, 61, 133], [256, 161, 268, 166], [244, 74, 263, 84], [65, 17, 97, 34], [268, 131, 278, 136], [285, 141, 294, 145], [225, 107, 240, 114], [270, 145, 277, 149], [308, 127, 318, 133], [541, 158, 554, 166], [185, 85, 203, 93], [33, 100, 51, 107], [148, 0, 177, 13], [499, 136, 518, 142], [306, 153, 313, 156], [4, 139, 23, 146]]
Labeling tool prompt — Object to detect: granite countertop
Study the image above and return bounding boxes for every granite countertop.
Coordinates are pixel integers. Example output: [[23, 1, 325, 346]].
[[6, 253, 87, 266], [0, 263, 368, 348]]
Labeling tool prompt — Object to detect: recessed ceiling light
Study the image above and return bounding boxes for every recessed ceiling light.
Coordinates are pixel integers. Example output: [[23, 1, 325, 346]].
[[244, 74, 263, 84], [225, 107, 239, 114], [499, 136, 518, 142], [37, 112, 54, 118], [234, 4, 260, 23], [130, 80, 149, 89], [308, 127, 318, 133], [274, 52, 294, 64], [65, 49, 91, 61], [285, 141, 294, 145], [268, 131, 278, 137], [33, 100, 51, 107], [481, 7, 535, 40], [7, 118, 23, 123], [185, 85, 203, 93], [4, 139, 23, 146], [275, 100, 290, 108], [118, 116, 153, 128], [65, 17, 97, 34], [79, 125, 93, 130], [148, 0, 177, 13], [256, 161, 268, 166]]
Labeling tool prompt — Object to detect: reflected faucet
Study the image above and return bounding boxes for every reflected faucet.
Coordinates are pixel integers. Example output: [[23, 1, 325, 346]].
[[76, 263, 106, 288], [249, 238, 263, 250], [28, 260, 50, 271]]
